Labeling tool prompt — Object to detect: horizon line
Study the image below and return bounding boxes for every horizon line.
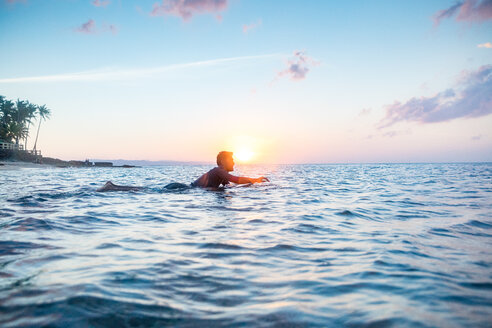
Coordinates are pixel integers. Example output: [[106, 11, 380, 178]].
[[67, 158, 492, 165]]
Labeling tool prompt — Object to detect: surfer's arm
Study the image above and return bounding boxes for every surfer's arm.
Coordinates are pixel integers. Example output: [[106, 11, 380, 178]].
[[226, 174, 269, 184]]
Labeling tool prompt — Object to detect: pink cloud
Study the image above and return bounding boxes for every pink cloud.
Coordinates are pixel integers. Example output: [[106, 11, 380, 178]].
[[75, 19, 117, 35], [5, 0, 26, 4], [92, 0, 110, 7], [382, 130, 411, 138], [433, 0, 492, 26], [76, 19, 97, 34], [478, 42, 492, 48], [150, 0, 228, 21], [277, 51, 319, 81], [243, 19, 261, 33], [378, 65, 492, 128]]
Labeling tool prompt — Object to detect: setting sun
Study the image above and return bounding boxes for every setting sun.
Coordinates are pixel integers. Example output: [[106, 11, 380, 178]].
[[227, 135, 262, 163], [234, 148, 255, 163]]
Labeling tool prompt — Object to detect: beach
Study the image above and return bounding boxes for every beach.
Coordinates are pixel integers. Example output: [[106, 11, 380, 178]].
[[0, 160, 56, 170]]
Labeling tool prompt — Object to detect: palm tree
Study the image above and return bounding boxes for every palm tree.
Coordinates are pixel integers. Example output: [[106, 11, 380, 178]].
[[13, 99, 32, 147], [23, 103, 37, 149], [1, 98, 17, 143], [33, 104, 51, 153], [7, 121, 26, 146]]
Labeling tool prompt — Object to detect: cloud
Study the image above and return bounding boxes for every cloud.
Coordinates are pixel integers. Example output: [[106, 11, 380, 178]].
[[478, 42, 492, 48], [365, 129, 411, 139], [0, 53, 280, 83], [75, 19, 117, 35], [5, 0, 26, 4], [378, 65, 492, 128], [243, 19, 261, 33], [277, 51, 319, 81], [382, 129, 411, 138], [471, 134, 483, 140], [76, 19, 97, 34], [92, 0, 110, 7], [150, 0, 228, 21], [358, 108, 372, 117], [433, 0, 492, 26], [108, 24, 118, 34]]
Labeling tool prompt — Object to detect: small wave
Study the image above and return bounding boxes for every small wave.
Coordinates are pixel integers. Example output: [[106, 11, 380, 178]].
[[247, 218, 266, 224], [261, 244, 325, 252], [466, 220, 492, 229], [459, 282, 492, 290], [336, 210, 355, 216], [198, 242, 245, 250], [388, 249, 434, 259], [333, 247, 361, 252], [288, 223, 323, 234], [207, 205, 255, 212], [95, 243, 121, 250], [0, 295, 184, 327], [0, 209, 16, 218], [334, 210, 375, 221], [0, 240, 56, 256], [7, 195, 46, 207], [315, 282, 403, 296], [429, 227, 458, 238], [3, 218, 55, 232]]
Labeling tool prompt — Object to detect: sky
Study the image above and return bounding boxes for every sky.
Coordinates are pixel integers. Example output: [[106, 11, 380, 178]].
[[0, 0, 491, 163]]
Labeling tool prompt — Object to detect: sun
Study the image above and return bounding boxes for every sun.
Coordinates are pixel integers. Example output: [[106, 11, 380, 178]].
[[227, 135, 264, 163], [234, 148, 255, 163]]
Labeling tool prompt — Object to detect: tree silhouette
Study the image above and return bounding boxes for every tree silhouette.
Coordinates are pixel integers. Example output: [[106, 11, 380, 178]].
[[0, 95, 52, 152], [33, 104, 51, 152]]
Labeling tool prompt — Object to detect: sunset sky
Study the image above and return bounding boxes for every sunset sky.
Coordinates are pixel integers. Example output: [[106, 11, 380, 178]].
[[1, 0, 491, 163]]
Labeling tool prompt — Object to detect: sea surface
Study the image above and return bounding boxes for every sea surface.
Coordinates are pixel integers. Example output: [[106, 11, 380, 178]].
[[1, 163, 491, 327]]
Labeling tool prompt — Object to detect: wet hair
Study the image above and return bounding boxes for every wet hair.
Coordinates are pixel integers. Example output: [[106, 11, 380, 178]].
[[217, 151, 233, 166]]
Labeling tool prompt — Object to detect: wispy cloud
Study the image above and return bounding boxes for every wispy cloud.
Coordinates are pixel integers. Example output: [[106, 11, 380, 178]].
[[0, 54, 280, 83], [92, 0, 110, 7], [276, 51, 319, 81], [5, 0, 26, 4], [471, 134, 483, 141], [150, 0, 228, 21], [76, 19, 97, 34], [75, 19, 117, 35], [358, 108, 372, 117], [378, 65, 492, 128], [243, 19, 261, 33], [478, 42, 492, 48], [382, 129, 411, 138], [433, 0, 492, 26]]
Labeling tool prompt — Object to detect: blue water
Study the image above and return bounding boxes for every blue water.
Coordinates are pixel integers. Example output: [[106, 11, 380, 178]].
[[1, 163, 491, 327]]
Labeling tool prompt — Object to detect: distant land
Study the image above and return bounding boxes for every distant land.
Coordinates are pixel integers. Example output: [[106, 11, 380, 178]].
[[90, 159, 213, 166]]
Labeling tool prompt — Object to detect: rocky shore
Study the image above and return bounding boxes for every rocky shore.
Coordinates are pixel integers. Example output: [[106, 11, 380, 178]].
[[0, 150, 138, 169]]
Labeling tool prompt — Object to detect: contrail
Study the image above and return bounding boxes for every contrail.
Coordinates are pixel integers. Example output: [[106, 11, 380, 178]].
[[0, 53, 281, 83]]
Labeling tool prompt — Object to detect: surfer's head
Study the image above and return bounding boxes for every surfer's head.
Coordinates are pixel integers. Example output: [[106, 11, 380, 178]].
[[217, 151, 234, 171]]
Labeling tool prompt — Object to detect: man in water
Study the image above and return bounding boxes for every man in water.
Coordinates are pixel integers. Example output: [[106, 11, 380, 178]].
[[97, 151, 269, 192]]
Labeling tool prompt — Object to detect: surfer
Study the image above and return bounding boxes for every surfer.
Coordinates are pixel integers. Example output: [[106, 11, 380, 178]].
[[97, 151, 269, 192]]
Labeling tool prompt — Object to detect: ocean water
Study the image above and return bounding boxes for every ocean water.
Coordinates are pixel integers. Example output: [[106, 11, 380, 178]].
[[1, 163, 491, 327]]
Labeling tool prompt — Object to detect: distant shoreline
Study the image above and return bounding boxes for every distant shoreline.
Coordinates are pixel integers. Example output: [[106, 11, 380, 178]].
[[1, 157, 490, 170], [0, 159, 55, 170]]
